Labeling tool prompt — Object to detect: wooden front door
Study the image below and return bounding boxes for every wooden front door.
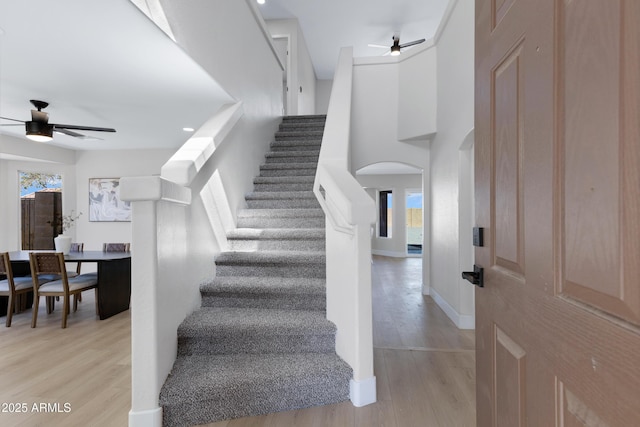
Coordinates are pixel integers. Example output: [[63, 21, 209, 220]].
[[475, 0, 640, 425]]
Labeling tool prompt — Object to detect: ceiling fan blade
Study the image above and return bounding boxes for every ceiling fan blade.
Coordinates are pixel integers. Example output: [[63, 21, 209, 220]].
[[54, 127, 104, 140], [368, 44, 389, 49], [54, 128, 85, 137], [0, 123, 25, 127], [31, 109, 49, 123], [399, 38, 426, 49], [52, 123, 116, 133], [0, 116, 25, 123]]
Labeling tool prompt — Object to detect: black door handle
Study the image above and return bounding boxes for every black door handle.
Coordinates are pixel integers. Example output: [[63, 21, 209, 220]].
[[462, 265, 484, 287]]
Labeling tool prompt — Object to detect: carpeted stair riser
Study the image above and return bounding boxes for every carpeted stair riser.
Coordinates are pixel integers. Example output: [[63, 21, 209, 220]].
[[246, 198, 320, 209], [160, 353, 351, 427], [259, 163, 317, 177], [253, 182, 314, 192], [279, 124, 325, 133], [270, 140, 322, 152], [227, 229, 325, 251], [215, 261, 325, 279], [265, 151, 320, 164], [275, 131, 323, 141], [177, 307, 336, 355], [282, 114, 327, 123], [236, 208, 325, 229], [200, 276, 326, 311], [162, 115, 353, 427]]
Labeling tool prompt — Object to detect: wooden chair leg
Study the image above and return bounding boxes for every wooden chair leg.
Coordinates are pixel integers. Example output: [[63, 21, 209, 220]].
[[6, 294, 13, 327], [62, 295, 69, 328], [31, 295, 39, 328], [73, 293, 79, 312]]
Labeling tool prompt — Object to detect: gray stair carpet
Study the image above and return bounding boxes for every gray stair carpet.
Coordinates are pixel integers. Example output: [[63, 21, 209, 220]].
[[160, 115, 352, 427]]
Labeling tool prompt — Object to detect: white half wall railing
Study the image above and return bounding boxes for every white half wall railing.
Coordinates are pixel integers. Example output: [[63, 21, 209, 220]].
[[313, 47, 377, 407], [120, 103, 244, 427]]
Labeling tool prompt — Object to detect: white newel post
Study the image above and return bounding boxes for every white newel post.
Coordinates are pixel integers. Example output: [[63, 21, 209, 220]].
[[120, 176, 191, 427], [129, 199, 162, 425]]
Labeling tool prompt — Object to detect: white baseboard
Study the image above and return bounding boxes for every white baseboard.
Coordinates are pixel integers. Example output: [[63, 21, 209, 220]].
[[372, 249, 406, 258], [129, 407, 162, 427], [430, 287, 475, 330], [350, 376, 377, 407]]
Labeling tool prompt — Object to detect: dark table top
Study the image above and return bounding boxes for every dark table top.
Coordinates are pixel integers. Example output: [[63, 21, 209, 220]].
[[8, 250, 131, 262]]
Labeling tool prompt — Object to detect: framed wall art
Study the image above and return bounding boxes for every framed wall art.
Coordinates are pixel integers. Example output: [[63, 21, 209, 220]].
[[89, 178, 131, 222]]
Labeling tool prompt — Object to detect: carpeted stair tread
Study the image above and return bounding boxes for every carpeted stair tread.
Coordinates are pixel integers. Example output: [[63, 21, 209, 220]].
[[160, 353, 350, 426], [179, 307, 335, 337], [270, 140, 322, 152], [259, 161, 319, 170], [237, 208, 324, 218], [265, 150, 320, 158], [215, 251, 325, 278], [245, 191, 316, 200], [236, 208, 325, 229], [201, 276, 325, 296], [215, 250, 325, 265], [254, 176, 315, 184], [200, 276, 326, 311], [176, 307, 337, 355], [282, 114, 326, 122], [228, 228, 324, 240]]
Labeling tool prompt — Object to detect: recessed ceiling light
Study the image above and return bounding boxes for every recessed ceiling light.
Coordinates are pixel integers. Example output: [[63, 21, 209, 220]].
[[183, 127, 195, 132], [257, 0, 265, 4]]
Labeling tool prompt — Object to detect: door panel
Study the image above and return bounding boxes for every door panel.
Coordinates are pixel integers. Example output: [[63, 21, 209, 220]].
[[493, 41, 524, 276], [558, 0, 640, 325], [475, 0, 640, 425]]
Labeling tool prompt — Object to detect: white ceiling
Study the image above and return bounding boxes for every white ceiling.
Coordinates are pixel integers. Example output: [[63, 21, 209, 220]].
[[258, 0, 450, 79], [0, 0, 228, 151], [0, 0, 450, 152]]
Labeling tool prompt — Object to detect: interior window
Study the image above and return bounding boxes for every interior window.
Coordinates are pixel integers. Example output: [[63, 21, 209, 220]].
[[379, 190, 392, 238]]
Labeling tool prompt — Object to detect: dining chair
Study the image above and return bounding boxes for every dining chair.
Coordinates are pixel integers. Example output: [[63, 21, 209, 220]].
[[0, 252, 51, 327], [29, 252, 99, 329], [103, 243, 130, 252]]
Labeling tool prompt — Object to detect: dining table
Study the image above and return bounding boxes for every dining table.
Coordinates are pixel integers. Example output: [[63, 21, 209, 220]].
[[6, 250, 131, 320]]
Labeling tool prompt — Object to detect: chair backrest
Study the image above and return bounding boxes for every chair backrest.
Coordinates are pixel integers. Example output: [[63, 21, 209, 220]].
[[70, 243, 84, 252], [0, 252, 10, 276], [103, 243, 130, 252], [0, 252, 16, 291], [29, 252, 70, 291]]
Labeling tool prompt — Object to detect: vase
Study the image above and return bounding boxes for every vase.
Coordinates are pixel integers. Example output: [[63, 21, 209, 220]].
[[54, 234, 72, 255]]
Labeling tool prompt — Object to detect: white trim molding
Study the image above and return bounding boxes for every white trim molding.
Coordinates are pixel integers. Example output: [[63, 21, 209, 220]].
[[430, 287, 475, 330], [350, 376, 377, 407], [129, 407, 162, 427]]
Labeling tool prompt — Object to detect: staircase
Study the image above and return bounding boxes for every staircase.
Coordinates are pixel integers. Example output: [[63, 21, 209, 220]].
[[159, 115, 352, 427]]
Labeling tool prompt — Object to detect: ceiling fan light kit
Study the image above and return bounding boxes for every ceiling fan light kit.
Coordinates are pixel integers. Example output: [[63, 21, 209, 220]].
[[25, 120, 53, 142], [0, 99, 116, 142]]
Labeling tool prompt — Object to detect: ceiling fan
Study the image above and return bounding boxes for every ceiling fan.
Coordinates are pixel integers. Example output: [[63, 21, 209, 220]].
[[0, 99, 116, 142], [369, 35, 426, 57]]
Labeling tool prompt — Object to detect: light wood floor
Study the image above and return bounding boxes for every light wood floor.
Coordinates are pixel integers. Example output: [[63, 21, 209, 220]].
[[0, 256, 476, 426]]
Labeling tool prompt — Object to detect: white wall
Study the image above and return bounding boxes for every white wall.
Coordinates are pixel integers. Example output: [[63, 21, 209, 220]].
[[351, 58, 429, 173], [398, 46, 437, 142], [315, 79, 333, 114], [428, 0, 475, 329], [357, 173, 422, 257], [160, 0, 283, 222], [74, 149, 174, 251], [267, 19, 317, 115]]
